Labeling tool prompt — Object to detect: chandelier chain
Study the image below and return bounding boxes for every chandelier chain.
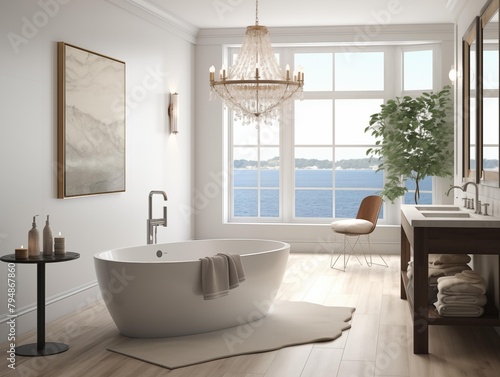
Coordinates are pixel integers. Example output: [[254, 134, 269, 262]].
[[255, 0, 259, 25]]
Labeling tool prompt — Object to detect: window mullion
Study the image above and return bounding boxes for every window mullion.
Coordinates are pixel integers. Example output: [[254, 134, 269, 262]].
[[281, 105, 294, 222], [332, 97, 336, 218]]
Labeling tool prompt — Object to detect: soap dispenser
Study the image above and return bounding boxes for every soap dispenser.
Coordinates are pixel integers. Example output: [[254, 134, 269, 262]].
[[28, 215, 40, 257], [43, 215, 53, 256]]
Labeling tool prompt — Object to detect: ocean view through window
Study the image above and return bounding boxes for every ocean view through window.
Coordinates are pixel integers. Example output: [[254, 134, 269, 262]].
[[234, 164, 432, 219], [228, 45, 436, 223]]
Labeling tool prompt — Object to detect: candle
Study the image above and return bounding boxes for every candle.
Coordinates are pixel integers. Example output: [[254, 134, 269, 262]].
[[15, 245, 28, 259], [54, 232, 66, 255], [209, 65, 215, 81], [286, 64, 290, 80]]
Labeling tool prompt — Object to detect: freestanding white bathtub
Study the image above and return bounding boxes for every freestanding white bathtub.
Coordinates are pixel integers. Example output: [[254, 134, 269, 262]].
[[93, 239, 290, 338]]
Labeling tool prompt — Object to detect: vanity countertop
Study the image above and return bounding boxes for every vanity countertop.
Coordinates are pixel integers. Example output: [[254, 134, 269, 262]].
[[401, 204, 500, 228]]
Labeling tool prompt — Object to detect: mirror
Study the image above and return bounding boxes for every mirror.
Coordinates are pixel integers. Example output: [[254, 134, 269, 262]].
[[462, 0, 500, 186], [463, 17, 479, 182], [481, 1, 499, 186]]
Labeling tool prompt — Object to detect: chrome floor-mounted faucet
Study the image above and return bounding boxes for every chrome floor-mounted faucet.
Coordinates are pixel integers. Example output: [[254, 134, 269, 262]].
[[147, 190, 168, 244]]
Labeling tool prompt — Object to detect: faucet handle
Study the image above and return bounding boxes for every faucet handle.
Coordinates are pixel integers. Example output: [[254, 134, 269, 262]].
[[466, 198, 472, 209], [470, 198, 474, 210], [477, 200, 482, 215], [462, 197, 468, 208], [483, 203, 490, 216]]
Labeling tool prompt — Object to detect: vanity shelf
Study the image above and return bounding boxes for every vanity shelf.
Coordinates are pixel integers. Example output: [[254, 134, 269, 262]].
[[400, 205, 500, 354], [401, 272, 500, 326]]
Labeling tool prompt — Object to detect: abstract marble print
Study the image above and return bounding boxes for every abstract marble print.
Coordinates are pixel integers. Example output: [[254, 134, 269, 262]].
[[58, 43, 125, 198]]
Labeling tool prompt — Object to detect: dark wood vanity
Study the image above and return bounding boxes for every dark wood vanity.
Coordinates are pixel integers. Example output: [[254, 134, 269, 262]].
[[400, 205, 500, 354]]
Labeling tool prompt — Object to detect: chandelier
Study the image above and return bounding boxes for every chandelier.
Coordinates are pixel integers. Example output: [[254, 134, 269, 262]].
[[209, 0, 304, 126]]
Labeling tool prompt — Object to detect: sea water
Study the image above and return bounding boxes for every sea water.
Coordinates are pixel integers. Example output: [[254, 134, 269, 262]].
[[233, 169, 432, 218]]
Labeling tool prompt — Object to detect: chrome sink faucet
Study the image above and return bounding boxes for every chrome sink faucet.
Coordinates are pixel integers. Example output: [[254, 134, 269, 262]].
[[446, 185, 463, 196], [446, 182, 480, 214], [147, 190, 168, 244], [462, 182, 479, 213]]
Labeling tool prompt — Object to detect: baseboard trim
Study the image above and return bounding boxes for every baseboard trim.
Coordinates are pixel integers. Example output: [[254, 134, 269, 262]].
[[0, 281, 98, 324], [288, 240, 400, 255]]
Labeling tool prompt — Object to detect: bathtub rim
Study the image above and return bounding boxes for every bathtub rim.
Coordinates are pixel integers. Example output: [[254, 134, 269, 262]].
[[93, 238, 290, 264]]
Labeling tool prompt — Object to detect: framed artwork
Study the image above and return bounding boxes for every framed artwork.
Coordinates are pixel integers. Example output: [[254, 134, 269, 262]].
[[57, 42, 126, 198]]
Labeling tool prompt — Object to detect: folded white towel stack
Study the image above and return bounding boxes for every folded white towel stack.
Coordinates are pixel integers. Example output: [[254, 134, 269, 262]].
[[434, 270, 487, 317], [200, 253, 246, 300], [429, 254, 471, 265], [436, 292, 487, 305], [406, 254, 472, 305], [428, 254, 472, 285]]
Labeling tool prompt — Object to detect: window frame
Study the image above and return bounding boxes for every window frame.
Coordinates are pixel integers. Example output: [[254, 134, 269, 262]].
[[226, 43, 441, 225]]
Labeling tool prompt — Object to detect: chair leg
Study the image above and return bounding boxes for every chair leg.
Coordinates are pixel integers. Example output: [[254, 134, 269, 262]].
[[330, 232, 345, 271], [330, 248, 346, 271], [330, 233, 362, 271], [331, 233, 388, 270], [363, 234, 388, 268]]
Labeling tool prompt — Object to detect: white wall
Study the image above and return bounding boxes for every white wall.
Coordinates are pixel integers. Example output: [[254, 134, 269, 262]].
[[194, 24, 454, 254], [455, 0, 500, 309], [0, 0, 194, 339]]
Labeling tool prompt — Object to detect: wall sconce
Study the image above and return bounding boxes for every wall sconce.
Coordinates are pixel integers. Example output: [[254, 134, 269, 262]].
[[448, 65, 461, 85], [168, 92, 178, 134]]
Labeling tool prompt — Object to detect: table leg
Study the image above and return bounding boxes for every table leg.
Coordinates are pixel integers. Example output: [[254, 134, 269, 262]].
[[413, 228, 429, 354], [400, 226, 410, 300], [15, 263, 69, 356], [38, 262, 45, 350]]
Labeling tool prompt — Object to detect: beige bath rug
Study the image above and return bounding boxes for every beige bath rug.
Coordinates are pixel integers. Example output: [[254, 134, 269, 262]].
[[108, 301, 355, 369]]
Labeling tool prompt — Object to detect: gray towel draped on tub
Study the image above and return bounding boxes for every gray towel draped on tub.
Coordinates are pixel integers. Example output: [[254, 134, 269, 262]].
[[200, 253, 246, 300]]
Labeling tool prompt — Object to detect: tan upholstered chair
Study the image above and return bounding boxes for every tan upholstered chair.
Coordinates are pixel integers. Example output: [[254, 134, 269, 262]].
[[330, 195, 387, 271]]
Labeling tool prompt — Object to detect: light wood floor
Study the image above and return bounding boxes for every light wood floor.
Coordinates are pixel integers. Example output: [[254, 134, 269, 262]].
[[2, 254, 500, 377]]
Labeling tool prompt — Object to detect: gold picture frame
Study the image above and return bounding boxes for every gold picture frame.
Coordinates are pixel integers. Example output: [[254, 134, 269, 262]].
[[57, 42, 126, 198]]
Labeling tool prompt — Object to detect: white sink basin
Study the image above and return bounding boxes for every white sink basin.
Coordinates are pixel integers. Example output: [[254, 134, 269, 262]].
[[421, 212, 470, 218], [415, 206, 460, 211], [402, 205, 500, 228]]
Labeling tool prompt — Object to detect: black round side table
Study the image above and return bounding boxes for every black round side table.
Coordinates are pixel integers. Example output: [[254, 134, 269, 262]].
[[0, 252, 80, 356]]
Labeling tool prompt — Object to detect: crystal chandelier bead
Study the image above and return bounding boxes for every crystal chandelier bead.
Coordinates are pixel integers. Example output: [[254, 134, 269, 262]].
[[209, 1, 304, 126]]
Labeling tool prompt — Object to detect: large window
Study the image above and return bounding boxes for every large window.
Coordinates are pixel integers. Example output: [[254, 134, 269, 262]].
[[403, 49, 433, 91], [401, 47, 435, 204], [228, 45, 438, 223], [232, 119, 280, 217]]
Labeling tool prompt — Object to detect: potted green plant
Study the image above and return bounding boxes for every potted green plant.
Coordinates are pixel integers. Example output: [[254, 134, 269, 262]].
[[365, 85, 454, 204]]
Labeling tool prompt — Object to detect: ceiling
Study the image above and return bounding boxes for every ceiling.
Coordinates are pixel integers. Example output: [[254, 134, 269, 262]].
[[147, 0, 469, 29]]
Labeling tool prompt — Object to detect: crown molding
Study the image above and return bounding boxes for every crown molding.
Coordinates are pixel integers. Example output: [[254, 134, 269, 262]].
[[196, 23, 454, 46], [106, 0, 199, 44]]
